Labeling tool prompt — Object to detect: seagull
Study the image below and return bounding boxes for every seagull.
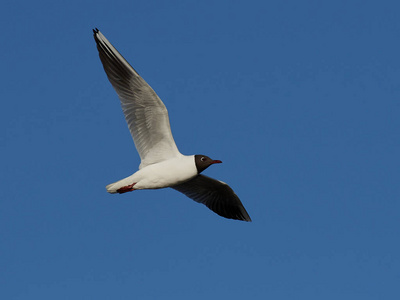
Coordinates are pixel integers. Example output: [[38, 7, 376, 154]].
[[93, 28, 251, 222]]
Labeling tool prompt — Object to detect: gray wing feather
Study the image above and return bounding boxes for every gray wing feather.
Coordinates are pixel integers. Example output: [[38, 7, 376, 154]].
[[172, 175, 252, 222], [93, 29, 181, 168]]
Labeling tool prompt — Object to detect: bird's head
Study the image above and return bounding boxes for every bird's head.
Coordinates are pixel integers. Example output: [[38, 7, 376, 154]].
[[194, 155, 222, 173]]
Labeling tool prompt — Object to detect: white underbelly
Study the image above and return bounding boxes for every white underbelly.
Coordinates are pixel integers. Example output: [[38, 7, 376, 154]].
[[134, 155, 197, 189]]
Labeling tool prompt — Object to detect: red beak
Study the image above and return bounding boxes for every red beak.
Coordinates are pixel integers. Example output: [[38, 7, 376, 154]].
[[212, 160, 222, 164]]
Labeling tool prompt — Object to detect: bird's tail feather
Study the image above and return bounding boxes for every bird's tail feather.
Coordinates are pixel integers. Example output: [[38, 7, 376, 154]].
[[105, 174, 136, 194], [106, 182, 118, 194]]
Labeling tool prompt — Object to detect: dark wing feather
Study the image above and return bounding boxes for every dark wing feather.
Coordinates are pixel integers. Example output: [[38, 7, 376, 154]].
[[172, 175, 251, 222]]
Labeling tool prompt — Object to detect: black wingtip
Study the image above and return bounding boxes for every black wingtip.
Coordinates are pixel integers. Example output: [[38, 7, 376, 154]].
[[93, 28, 99, 34], [234, 212, 252, 222], [242, 215, 252, 222], [241, 209, 252, 222]]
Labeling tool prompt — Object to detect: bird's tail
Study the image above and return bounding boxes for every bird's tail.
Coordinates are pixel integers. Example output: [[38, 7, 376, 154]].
[[105, 174, 136, 194], [106, 182, 118, 194]]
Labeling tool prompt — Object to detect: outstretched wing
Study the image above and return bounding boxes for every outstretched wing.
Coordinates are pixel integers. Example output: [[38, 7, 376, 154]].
[[93, 29, 181, 168], [172, 175, 252, 221]]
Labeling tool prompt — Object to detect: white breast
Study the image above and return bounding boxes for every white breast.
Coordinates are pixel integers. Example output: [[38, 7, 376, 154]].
[[132, 155, 197, 189]]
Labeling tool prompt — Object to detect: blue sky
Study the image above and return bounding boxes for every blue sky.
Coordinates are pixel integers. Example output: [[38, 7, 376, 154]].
[[1, 0, 400, 299]]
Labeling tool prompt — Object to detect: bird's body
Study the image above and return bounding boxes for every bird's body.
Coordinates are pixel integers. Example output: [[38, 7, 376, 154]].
[[106, 155, 197, 192], [93, 28, 251, 221]]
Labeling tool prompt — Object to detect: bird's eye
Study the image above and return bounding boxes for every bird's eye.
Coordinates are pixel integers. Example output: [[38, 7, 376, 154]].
[[200, 157, 206, 161]]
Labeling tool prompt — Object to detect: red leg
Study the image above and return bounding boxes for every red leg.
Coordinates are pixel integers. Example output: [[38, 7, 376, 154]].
[[117, 183, 136, 194]]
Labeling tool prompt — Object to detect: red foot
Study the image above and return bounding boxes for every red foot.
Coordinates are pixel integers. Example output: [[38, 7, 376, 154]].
[[117, 183, 136, 194]]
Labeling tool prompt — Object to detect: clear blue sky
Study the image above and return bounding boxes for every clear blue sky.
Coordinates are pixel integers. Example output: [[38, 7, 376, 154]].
[[1, 0, 400, 299]]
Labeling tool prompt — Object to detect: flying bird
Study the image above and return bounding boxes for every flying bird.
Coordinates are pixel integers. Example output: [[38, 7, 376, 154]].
[[93, 28, 251, 221]]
